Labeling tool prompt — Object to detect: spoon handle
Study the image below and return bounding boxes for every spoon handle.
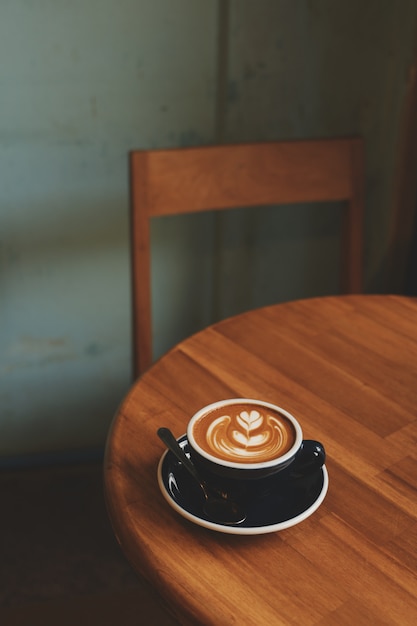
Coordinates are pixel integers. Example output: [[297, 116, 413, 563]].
[[157, 427, 204, 487]]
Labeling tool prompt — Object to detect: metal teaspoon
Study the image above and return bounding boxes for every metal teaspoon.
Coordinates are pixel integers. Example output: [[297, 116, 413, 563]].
[[157, 427, 246, 526]]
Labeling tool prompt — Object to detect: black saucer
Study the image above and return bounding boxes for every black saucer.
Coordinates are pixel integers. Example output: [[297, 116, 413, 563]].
[[157, 435, 328, 535]]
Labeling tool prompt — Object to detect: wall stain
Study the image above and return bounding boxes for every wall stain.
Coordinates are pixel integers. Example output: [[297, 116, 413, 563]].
[[1, 336, 75, 373], [15, 336, 70, 353], [2, 336, 110, 373], [84, 342, 106, 357]]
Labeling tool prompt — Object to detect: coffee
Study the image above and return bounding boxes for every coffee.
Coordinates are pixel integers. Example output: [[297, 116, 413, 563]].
[[191, 401, 297, 465]]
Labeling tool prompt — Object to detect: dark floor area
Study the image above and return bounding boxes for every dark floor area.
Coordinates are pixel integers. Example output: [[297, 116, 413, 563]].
[[0, 461, 178, 625]]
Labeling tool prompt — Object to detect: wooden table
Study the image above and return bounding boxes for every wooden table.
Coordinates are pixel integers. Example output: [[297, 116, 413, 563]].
[[104, 295, 417, 625]]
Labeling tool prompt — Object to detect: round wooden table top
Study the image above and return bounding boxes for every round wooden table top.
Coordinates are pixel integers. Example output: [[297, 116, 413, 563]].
[[104, 295, 417, 626]]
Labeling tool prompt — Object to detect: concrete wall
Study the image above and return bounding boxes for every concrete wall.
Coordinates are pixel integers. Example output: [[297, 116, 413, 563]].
[[1, 0, 416, 461]]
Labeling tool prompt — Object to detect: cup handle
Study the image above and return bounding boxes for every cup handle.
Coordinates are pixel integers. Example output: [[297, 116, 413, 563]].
[[288, 440, 326, 479]]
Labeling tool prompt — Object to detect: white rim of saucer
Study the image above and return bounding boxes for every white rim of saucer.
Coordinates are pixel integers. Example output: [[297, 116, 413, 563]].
[[157, 444, 329, 535], [186, 398, 303, 470]]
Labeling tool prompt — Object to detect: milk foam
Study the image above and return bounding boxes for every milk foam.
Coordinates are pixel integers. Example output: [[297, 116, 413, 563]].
[[194, 406, 296, 464]]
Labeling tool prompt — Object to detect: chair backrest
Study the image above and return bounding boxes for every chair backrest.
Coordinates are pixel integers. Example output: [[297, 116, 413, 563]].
[[130, 138, 364, 377]]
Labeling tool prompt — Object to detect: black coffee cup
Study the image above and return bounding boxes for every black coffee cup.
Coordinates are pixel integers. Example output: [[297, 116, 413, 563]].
[[187, 398, 325, 481]]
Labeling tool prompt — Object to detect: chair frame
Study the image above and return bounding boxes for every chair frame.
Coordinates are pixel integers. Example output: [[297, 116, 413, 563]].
[[129, 138, 364, 377]]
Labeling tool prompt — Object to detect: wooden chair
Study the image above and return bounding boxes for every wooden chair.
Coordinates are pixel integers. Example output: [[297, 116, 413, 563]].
[[129, 138, 364, 377]]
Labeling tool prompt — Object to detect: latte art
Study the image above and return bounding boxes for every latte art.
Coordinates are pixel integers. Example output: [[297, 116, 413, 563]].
[[193, 404, 296, 464]]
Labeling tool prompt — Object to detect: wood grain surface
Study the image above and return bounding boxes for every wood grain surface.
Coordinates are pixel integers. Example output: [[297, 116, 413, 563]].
[[104, 295, 417, 626]]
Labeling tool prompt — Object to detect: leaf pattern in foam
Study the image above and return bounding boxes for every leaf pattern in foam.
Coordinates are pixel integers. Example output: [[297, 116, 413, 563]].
[[236, 410, 263, 434]]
